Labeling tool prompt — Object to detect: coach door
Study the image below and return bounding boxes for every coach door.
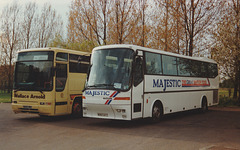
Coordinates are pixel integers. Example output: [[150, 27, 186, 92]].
[[55, 53, 69, 115], [131, 54, 144, 119]]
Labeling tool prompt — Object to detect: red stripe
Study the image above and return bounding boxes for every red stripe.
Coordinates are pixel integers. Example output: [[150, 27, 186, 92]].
[[110, 91, 117, 97], [182, 84, 210, 87], [114, 97, 130, 100], [105, 100, 109, 105]]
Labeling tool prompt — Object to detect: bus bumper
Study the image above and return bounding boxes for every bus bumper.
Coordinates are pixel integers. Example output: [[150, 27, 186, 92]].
[[12, 103, 53, 116], [83, 104, 131, 120]]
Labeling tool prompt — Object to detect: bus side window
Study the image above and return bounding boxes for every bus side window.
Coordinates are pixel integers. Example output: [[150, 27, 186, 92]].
[[56, 63, 67, 92], [134, 56, 143, 86]]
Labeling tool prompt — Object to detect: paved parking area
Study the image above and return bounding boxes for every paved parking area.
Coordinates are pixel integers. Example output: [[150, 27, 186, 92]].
[[0, 103, 240, 150]]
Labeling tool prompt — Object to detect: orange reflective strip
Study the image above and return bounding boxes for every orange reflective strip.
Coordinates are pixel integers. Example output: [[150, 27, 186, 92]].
[[70, 94, 82, 100], [114, 97, 130, 100], [70, 95, 75, 100], [82, 96, 86, 99]]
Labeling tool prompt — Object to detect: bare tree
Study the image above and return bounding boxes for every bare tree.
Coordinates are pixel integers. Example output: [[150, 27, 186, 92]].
[[109, 0, 141, 44], [138, 0, 149, 47], [212, 0, 240, 100], [0, 3, 21, 93], [68, 0, 111, 46], [37, 3, 63, 48], [179, 0, 219, 56], [150, 0, 177, 52], [21, 2, 38, 49]]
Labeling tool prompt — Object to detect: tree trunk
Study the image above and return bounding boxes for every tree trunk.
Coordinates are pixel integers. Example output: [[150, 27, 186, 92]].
[[7, 61, 12, 93], [238, 61, 240, 102], [165, 0, 169, 52], [141, 0, 145, 47], [233, 59, 238, 99], [189, 0, 194, 56]]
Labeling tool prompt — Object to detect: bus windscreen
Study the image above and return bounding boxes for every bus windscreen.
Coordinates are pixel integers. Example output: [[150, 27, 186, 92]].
[[14, 51, 54, 91]]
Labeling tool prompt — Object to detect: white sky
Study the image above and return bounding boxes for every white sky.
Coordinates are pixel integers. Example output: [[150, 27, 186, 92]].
[[0, 0, 71, 35]]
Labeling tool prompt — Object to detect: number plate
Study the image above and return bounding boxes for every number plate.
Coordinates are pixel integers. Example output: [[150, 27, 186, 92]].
[[23, 106, 32, 109], [98, 113, 108, 117]]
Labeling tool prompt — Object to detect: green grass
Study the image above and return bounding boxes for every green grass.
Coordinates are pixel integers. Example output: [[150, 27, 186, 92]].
[[0, 92, 11, 103], [218, 88, 240, 107], [218, 97, 240, 107], [219, 88, 235, 98]]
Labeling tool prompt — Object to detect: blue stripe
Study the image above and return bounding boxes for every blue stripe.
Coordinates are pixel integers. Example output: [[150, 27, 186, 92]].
[[107, 100, 112, 105], [112, 92, 119, 98]]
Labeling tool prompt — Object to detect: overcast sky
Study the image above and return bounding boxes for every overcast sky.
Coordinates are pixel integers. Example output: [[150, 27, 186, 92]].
[[0, 0, 71, 35]]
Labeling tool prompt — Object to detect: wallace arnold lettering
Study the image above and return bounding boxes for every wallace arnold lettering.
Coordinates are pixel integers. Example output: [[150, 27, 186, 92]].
[[14, 93, 45, 99]]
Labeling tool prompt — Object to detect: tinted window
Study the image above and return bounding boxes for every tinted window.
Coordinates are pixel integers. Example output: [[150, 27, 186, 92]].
[[56, 63, 67, 91], [144, 51, 218, 78], [86, 48, 134, 91], [14, 51, 54, 91], [69, 54, 90, 73], [178, 58, 191, 76], [191, 60, 201, 77], [200, 62, 208, 77], [145, 52, 162, 75], [162, 55, 177, 75], [56, 53, 68, 61], [14, 61, 53, 91], [18, 51, 53, 61], [134, 57, 144, 86], [208, 63, 218, 78]]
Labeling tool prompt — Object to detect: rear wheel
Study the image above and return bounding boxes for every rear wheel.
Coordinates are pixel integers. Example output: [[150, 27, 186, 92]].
[[72, 101, 82, 118], [201, 98, 208, 113], [152, 102, 163, 121]]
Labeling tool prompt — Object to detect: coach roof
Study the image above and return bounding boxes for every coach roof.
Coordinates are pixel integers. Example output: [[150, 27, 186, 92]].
[[92, 44, 217, 64]]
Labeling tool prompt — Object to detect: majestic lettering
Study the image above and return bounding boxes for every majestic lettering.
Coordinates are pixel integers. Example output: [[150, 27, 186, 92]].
[[85, 91, 110, 96], [153, 79, 182, 91]]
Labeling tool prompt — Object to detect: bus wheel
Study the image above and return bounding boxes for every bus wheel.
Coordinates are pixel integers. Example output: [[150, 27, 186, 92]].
[[72, 101, 82, 118], [201, 98, 208, 113], [152, 102, 163, 122]]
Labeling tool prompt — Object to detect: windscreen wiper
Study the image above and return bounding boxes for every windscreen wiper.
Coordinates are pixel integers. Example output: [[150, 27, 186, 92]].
[[35, 87, 45, 96], [13, 88, 20, 93], [84, 84, 117, 91], [13, 87, 27, 92]]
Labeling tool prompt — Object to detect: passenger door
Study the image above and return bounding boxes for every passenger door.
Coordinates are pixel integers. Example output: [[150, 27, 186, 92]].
[[131, 55, 144, 119], [55, 53, 69, 115]]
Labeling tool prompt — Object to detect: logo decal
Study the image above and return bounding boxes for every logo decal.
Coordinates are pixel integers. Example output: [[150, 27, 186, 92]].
[[85, 91, 110, 96], [105, 91, 119, 105]]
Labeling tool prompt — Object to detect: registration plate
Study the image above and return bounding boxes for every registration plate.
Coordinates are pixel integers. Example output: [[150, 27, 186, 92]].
[[98, 113, 108, 117], [23, 106, 32, 109]]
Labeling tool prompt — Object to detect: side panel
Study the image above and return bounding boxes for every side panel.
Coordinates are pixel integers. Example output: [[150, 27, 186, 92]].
[[143, 75, 218, 118], [144, 91, 214, 118], [68, 73, 87, 113], [69, 74, 86, 93]]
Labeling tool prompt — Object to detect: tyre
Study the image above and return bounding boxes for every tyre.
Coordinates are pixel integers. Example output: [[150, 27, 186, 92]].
[[152, 102, 163, 122], [72, 101, 82, 118], [201, 98, 208, 113]]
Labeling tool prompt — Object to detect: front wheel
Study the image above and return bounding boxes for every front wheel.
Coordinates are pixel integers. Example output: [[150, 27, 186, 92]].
[[152, 102, 163, 122], [72, 101, 82, 118]]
